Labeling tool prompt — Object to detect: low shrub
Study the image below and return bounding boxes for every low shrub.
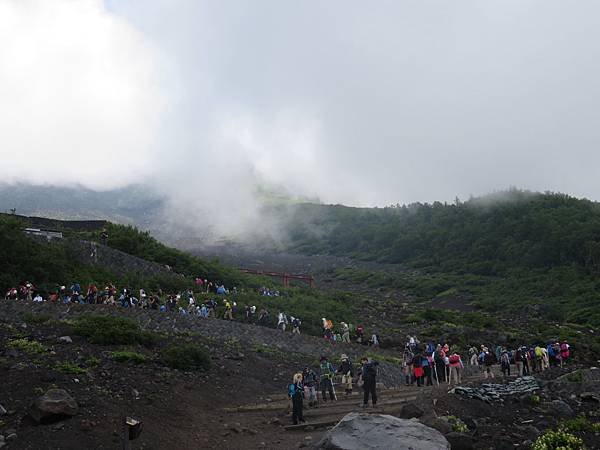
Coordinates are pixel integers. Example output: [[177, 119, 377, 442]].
[[560, 415, 600, 433], [8, 338, 46, 354], [532, 430, 585, 450], [111, 351, 147, 365], [447, 416, 469, 433], [161, 343, 210, 371], [22, 313, 51, 325], [71, 315, 156, 346], [55, 361, 87, 374]]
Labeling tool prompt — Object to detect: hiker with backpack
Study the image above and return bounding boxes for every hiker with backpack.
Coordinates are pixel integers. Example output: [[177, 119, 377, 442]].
[[337, 354, 354, 396], [412, 350, 424, 387], [292, 316, 301, 334], [434, 344, 446, 383], [448, 351, 464, 385], [302, 366, 319, 408], [355, 324, 365, 344], [469, 345, 479, 365], [319, 356, 336, 402], [340, 322, 350, 343], [560, 341, 570, 366], [514, 347, 525, 377], [359, 357, 379, 407], [500, 348, 511, 378], [402, 346, 414, 386], [288, 372, 305, 425], [278, 312, 288, 331], [482, 347, 496, 379]]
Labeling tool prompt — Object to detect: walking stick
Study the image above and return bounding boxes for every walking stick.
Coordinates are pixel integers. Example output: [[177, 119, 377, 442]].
[[330, 375, 338, 401], [433, 363, 440, 387]]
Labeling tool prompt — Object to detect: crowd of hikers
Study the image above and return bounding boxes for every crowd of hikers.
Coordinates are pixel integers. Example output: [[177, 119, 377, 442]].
[[3, 281, 384, 343], [5, 280, 573, 426], [286, 335, 571, 425]]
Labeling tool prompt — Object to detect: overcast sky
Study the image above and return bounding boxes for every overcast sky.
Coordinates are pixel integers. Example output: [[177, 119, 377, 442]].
[[2, 0, 600, 214]]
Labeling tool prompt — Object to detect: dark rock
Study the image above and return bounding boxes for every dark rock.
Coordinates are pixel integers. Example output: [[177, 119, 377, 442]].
[[399, 403, 424, 419], [0, 405, 6, 416], [550, 399, 574, 416], [29, 389, 79, 423], [462, 417, 477, 431], [445, 432, 474, 450], [80, 419, 96, 431], [317, 413, 450, 449], [494, 439, 514, 450], [421, 417, 452, 435], [580, 392, 600, 402], [4, 349, 18, 358]]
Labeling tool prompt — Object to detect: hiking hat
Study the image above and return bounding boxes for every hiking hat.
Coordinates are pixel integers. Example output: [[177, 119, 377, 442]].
[[341, 354, 348, 360]]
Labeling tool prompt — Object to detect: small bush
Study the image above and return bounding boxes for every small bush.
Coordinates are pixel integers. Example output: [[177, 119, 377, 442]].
[[55, 361, 87, 375], [8, 338, 46, 354], [532, 430, 585, 450], [111, 351, 147, 365], [565, 370, 584, 383], [162, 343, 210, 371], [561, 415, 600, 433], [72, 315, 156, 346], [22, 313, 51, 325], [84, 356, 100, 367], [447, 416, 469, 433]]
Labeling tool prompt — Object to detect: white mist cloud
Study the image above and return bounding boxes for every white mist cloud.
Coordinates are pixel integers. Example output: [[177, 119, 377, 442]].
[[3, 0, 600, 241], [0, 0, 164, 189]]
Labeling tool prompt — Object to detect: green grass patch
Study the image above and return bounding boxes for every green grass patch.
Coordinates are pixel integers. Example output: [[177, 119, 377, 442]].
[[22, 312, 52, 325], [111, 351, 148, 365], [161, 343, 211, 371], [71, 315, 156, 346], [8, 338, 46, 354], [55, 361, 87, 375]]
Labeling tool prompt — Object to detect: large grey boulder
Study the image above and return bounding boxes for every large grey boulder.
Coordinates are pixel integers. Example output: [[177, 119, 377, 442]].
[[316, 413, 450, 450], [29, 389, 79, 423]]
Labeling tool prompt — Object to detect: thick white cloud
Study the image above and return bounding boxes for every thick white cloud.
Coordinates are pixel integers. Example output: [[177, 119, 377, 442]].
[[0, 0, 164, 189], [3, 0, 600, 240]]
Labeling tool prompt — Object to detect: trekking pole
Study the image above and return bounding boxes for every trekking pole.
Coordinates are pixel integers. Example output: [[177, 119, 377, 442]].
[[433, 364, 440, 387], [331, 376, 337, 401]]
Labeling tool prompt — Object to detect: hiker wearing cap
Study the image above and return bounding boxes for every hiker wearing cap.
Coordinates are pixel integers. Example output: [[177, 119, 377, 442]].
[[319, 356, 336, 402], [337, 354, 354, 396], [302, 367, 319, 407]]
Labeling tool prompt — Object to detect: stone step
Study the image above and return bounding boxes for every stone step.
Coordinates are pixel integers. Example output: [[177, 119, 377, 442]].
[[262, 385, 436, 403], [302, 396, 417, 419], [284, 403, 411, 431]]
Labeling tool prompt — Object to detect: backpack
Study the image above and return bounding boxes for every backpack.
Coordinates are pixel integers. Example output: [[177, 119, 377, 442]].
[[320, 362, 333, 379], [426, 343, 436, 354], [484, 352, 494, 365], [364, 362, 378, 379], [434, 350, 445, 362], [449, 354, 460, 364]]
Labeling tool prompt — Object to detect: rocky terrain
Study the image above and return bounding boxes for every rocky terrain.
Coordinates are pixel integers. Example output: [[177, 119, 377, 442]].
[[1, 299, 600, 449]]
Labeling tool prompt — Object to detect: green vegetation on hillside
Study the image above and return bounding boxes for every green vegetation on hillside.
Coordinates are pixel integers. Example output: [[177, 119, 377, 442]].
[[96, 223, 248, 286], [277, 190, 600, 329], [282, 190, 600, 273]]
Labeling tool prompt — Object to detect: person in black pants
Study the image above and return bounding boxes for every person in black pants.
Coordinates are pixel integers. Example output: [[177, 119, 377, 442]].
[[288, 372, 305, 425], [360, 357, 379, 407]]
